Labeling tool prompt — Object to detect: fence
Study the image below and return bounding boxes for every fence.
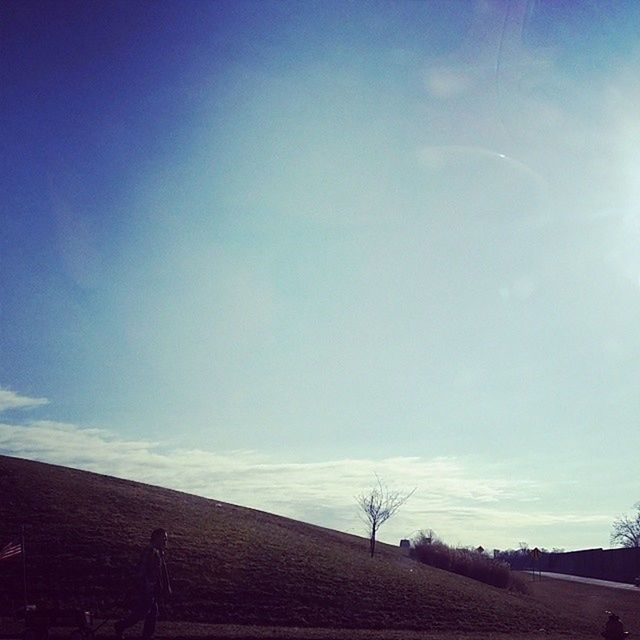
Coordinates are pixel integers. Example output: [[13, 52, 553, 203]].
[[537, 547, 640, 583]]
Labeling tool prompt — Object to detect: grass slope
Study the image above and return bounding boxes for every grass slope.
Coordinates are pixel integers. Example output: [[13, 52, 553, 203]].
[[0, 455, 590, 634], [526, 576, 640, 635]]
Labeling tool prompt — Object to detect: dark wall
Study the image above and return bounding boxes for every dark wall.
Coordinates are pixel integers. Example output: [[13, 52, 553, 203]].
[[538, 547, 640, 583]]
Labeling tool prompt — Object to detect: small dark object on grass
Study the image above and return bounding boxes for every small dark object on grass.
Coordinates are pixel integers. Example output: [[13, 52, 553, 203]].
[[18, 603, 94, 640], [601, 611, 630, 640]]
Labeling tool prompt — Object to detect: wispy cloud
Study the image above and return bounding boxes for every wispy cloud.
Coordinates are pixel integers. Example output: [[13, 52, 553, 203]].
[[0, 414, 609, 549], [425, 67, 471, 99], [0, 387, 49, 413]]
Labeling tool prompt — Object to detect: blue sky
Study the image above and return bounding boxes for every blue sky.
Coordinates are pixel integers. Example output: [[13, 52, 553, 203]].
[[1, 0, 640, 551]]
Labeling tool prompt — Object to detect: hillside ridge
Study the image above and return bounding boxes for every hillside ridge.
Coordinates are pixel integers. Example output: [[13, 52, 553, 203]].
[[0, 454, 590, 633]]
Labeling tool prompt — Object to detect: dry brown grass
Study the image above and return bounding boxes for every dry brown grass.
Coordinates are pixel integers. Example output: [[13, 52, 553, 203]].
[[0, 618, 588, 640], [524, 574, 640, 635]]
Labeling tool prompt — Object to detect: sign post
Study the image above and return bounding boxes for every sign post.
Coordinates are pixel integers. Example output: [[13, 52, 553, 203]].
[[531, 547, 541, 581]]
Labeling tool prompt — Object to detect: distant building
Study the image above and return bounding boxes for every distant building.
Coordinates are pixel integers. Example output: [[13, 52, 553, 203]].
[[399, 539, 411, 549]]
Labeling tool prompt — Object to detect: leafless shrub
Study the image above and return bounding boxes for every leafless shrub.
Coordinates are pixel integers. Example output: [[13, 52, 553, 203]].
[[411, 533, 528, 593]]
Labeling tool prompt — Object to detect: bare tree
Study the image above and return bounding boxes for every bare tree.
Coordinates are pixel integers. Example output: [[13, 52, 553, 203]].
[[356, 475, 415, 557], [414, 528, 437, 546], [611, 502, 640, 548]]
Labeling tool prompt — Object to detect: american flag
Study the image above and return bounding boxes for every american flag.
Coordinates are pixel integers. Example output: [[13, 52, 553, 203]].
[[0, 538, 22, 562]]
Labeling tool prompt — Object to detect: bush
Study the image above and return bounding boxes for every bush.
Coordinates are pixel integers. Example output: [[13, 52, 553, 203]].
[[410, 533, 528, 593]]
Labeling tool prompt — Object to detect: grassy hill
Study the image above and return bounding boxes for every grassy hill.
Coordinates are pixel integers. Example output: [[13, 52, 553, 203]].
[[0, 455, 591, 634], [527, 577, 640, 637]]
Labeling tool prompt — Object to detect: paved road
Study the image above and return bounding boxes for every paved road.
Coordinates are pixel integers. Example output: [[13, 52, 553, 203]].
[[535, 571, 640, 591]]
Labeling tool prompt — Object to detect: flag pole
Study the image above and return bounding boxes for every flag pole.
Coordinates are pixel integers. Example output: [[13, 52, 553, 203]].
[[21, 524, 27, 608]]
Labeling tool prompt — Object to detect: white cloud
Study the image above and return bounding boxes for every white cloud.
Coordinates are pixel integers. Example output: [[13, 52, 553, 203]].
[[425, 68, 471, 98], [0, 387, 49, 413], [0, 415, 610, 549]]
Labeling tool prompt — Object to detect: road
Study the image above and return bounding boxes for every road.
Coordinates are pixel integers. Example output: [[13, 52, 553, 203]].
[[534, 571, 640, 591]]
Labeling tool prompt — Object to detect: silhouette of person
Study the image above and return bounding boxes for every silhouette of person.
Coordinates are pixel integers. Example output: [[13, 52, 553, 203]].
[[602, 612, 625, 640], [114, 528, 172, 640]]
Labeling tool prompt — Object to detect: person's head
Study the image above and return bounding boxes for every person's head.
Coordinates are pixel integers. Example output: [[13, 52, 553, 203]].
[[150, 528, 168, 551]]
